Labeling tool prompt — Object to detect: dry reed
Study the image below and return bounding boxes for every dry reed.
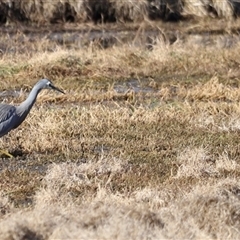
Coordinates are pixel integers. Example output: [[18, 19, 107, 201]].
[[0, 0, 237, 25]]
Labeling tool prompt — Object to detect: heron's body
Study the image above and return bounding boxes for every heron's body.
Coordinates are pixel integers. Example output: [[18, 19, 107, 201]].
[[0, 79, 64, 150], [0, 104, 18, 137]]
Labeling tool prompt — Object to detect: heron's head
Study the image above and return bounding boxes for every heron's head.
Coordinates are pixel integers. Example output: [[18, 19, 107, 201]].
[[38, 79, 65, 94]]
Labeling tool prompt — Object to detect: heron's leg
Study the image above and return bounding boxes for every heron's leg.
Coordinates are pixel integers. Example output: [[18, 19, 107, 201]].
[[0, 150, 13, 158]]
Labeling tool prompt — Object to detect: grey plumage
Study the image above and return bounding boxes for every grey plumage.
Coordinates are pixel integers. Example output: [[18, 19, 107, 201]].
[[0, 79, 64, 138]]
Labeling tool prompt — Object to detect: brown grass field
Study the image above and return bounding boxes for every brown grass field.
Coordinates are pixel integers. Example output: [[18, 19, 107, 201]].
[[2, 3, 240, 238]]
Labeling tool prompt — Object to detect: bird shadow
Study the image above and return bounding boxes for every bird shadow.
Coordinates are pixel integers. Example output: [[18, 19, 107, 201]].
[[9, 148, 27, 158]]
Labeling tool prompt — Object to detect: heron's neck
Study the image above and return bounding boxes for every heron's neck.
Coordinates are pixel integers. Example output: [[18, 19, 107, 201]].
[[19, 85, 41, 111]]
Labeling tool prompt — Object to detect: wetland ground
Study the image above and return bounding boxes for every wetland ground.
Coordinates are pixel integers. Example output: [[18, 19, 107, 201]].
[[1, 16, 240, 239]]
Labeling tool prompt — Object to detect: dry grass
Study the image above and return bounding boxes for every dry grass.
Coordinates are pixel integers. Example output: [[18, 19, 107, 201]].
[[2, 22, 240, 239], [0, 0, 238, 26], [182, 0, 233, 18]]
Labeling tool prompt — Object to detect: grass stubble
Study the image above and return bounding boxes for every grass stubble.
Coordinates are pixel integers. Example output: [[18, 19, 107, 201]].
[[2, 23, 240, 239]]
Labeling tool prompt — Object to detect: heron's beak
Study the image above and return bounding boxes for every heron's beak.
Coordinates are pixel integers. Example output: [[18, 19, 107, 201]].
[[50, 84, 65, 94]]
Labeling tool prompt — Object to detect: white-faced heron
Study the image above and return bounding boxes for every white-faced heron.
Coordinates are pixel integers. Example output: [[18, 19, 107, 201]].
[[0, 78, 65, 157]]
